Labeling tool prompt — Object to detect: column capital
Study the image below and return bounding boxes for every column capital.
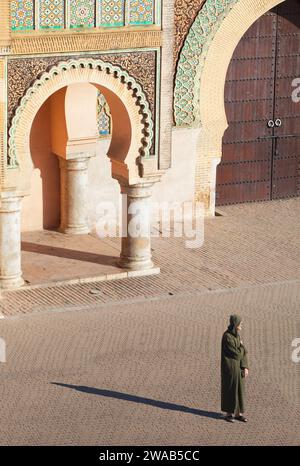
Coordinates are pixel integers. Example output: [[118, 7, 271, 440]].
[[0, 192, 23, 213], [58, 156, 92, 172], [118, 182, 156, 271], [119, 182, 154, 199]]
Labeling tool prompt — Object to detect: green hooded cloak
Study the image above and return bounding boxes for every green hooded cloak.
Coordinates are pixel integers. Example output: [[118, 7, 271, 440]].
[[221, 314, 249, 414]]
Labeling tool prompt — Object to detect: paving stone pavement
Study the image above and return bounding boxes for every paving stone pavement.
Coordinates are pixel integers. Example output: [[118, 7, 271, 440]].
[[1, 198, 300, 317], [0, 280, 299, 445], [0, 199, 299, 445]]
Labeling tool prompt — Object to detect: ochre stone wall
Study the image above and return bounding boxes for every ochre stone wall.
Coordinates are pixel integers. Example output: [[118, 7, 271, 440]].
[[0, 60, 5, 187], [159, 0, 174, 170], [0, 1, 11, 50], [0, 2, 10, 187]]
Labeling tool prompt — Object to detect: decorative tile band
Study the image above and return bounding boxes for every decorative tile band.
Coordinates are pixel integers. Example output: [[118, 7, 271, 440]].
[[174, 0, 239, 127], [174, 0, 205, 72], [100, 0, 125, 27], [39, 0, 65, 30], [11, 1, 34, 31], [129, 0, 154, 25], [69, 0, 96, 29], [10, 1, 157, 31]]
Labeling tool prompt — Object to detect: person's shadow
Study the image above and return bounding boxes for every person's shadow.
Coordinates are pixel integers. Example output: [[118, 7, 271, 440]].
[[51, 383, 221, 420]]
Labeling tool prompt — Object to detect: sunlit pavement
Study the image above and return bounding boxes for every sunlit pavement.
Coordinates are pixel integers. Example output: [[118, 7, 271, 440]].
[[0, 198, 299, 445]]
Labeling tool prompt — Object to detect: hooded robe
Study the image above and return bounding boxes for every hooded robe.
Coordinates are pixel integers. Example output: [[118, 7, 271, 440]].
[[221, 314, 249, 414]]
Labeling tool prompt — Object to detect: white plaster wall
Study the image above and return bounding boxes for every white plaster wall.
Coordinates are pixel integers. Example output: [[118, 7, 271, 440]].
[[152, 127, 199, 205], [87, 127, 200, 234], [87, 137, 121, 235], [21, 169, 43, 232]]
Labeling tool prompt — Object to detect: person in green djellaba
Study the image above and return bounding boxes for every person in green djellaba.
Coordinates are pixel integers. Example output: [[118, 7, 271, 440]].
[[221, 314, 249, 423]]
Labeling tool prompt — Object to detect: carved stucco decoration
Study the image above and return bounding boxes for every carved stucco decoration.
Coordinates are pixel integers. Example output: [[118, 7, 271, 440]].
[[8, 58, 154, 168], [174, 0, 206, 70], [174, 0, 239, 127], [7, 51, 156, 126]]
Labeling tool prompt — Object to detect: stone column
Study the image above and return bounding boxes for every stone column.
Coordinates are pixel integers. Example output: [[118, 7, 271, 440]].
[[0, 195, 24, 289], [58, 156, 92, 235], [119, 183, 154, 271]]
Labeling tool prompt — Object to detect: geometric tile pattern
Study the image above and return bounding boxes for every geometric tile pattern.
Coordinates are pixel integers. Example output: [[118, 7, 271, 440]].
[[174, 0, 239, 126], [99, 0, 125, 27], [129, 0, 153, 25], [10, 1, 155, 30], [39, 0, 65, 29], [69, 0, 96, 28], [11, 1, 34, 31], [97, 91, 111, 136]]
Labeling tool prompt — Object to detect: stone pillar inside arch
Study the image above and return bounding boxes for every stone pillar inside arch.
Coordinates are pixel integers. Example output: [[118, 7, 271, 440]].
[[58, 153, 94, 235], [0, 193, 24, 289], [51, 83, 99, 235], [118, 182, 155, 271]]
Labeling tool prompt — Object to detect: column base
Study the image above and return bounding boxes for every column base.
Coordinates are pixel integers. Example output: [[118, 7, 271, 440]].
[[58, 225, 90, 235], [118, 256, 154, 271], [0, 275, 24, 290]]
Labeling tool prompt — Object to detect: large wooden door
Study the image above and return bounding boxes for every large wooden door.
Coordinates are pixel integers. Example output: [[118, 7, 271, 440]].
[[272, 0, 300, 199], [216, 0, 300, 206]]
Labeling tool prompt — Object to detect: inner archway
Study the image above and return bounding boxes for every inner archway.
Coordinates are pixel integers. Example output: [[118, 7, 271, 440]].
[[24, 82, 118, 233], [8, 59, 154, 194], [24, 96, 61, 231], [0, 58, 157, 289]]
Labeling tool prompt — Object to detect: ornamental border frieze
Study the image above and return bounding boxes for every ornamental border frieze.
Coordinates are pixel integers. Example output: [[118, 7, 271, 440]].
[[8, 58, 154, 167], [7, 50, 157, 157], [174, 0, 239, 127], [174, 0, 206, 70], [10, 29, 162, 56], [7, 51, 156, 122]]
